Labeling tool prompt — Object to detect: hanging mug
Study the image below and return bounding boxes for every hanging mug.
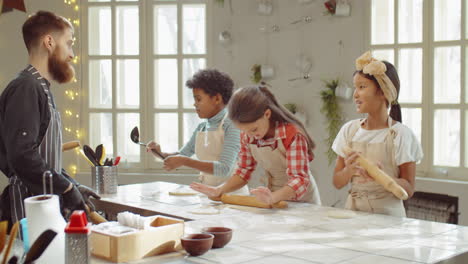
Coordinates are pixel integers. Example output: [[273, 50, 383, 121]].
[[335, 1, 351, 17], [218, 30, 232, 45], [336, 83, 353, 99], [257, 0, 273, 15], [260, 65, 274, 79]]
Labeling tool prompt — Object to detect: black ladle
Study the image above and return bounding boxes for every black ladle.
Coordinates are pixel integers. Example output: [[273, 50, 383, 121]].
[[130, 126, 165, 160]]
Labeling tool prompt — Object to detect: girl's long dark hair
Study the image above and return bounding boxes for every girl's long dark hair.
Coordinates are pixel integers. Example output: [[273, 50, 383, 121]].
[[228, 85, 316, 158]]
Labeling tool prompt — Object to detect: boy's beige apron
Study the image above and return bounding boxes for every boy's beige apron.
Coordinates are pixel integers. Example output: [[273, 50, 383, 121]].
[[195, 115, 249, 195]]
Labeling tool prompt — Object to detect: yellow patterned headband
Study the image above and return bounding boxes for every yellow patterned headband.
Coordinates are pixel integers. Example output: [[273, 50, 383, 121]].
[[355, 51, 398, 105]]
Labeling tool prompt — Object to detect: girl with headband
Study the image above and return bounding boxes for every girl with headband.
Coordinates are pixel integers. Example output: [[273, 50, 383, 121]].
[[331, 51, 423, 216]]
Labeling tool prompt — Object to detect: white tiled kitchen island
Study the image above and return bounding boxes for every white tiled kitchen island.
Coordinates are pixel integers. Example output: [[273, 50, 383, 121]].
[[91, 182, 468, 264]]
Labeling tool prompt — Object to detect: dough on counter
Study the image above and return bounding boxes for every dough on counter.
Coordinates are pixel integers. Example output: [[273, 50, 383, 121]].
[[327, 210, 357, 219], [168, 187, 198, 196], [188, 207, 220, 215]]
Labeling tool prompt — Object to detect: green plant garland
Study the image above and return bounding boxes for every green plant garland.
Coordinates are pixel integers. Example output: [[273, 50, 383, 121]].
[[320, 78, 343, 165], [251, 64, 262, 84], [284, 103, 297, 114]]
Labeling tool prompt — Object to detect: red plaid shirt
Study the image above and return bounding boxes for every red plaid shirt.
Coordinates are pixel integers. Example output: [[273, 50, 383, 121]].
[[234, 122, 312, 200]]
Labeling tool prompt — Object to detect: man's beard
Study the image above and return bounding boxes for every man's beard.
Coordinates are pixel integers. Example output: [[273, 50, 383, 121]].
[[48, 47, 75, 84]]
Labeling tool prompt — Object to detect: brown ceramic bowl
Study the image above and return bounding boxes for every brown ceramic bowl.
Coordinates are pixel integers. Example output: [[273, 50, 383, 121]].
[[202, 227, 233, 248], [181, 233, 214, 256]]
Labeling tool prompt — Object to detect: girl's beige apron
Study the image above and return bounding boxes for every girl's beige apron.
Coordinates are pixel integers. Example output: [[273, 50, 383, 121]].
[[249, 136, 321, 204], [344, 117, 406, 217]]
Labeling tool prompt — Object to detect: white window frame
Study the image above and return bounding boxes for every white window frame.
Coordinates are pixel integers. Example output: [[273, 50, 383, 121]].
[[366, 0, 468, 181], [80, 0, 212, 173]]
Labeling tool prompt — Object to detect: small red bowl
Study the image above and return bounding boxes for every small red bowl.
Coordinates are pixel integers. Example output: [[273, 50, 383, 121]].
[[202, 227, 233, 248], [181, 233, 214, 256]]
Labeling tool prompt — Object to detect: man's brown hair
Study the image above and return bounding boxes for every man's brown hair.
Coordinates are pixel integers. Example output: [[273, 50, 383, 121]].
[[22, 10, 73, 53]]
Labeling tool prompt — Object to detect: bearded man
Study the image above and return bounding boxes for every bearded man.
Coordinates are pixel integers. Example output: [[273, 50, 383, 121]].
[[0, 11, 100, 227]]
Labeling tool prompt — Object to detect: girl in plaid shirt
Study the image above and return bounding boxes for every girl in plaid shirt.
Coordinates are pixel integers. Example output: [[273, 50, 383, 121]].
[[191, 85, 321, 205]]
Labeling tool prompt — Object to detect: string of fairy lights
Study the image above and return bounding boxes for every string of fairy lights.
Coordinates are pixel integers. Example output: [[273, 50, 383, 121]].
[[64, 0, 81, 175]]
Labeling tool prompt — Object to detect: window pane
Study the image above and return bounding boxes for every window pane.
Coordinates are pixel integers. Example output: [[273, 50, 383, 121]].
[[89, 60, 112, 109], [371, 0, 394, 44], [155, 113, 179, 152], [465, 46, 468, 103], [154, 59, 178, 108], [466, 0, 468, 39], [434, 0, 461, 41], [465, 111, 468, 166], [90, 113, 113, 158], [398, 0, 422, 43], [183, 59, 206, 108], [117, 113, 140, 162], [117, 59, 139, 109], [398, 48, 422, 103], [434, 46, 460, 104], [88, 6, 111, 55], [372, 49, 394, 64], [116, 6, 139, 55], [401, 108, 422, 145], [434, 109, 460, 167], [183, 113, 201, 144], [183, 4, 206, 54], [154, 5, 177, 55]]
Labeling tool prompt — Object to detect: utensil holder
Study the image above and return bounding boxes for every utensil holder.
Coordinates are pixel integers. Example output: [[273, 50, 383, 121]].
[[91, 166, 118, 194]]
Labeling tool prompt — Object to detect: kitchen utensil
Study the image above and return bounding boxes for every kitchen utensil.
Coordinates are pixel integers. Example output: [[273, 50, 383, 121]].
[[0, 221, 7, 254], [1, 221, 19, 264], [83, 145, 99, 167], [42, 171, 53, 197], [91, 166, 117, 194], [85, 205, 107, 225], [113, 156, 121, 166], [65, 211, 90, 264], [79, 149, 96, 167], [95, 144, 103, 166], [342, 146, 409, 200], [20, 218, 30, 253], [130, 126, 165, 160], [202, 227, 232, 248], [62, 141, 80, 152], [180, 234, 214, 256], [6, 256, 17, 264], [23, 229, 57, 264], [220, 194, 288, 209]]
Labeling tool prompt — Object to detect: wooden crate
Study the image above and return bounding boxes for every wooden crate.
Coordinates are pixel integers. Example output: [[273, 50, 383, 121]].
[[90, 216, 184, 262]]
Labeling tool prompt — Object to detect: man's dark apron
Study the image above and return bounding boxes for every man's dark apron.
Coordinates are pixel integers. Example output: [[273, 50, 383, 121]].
[[4, 65, 63, 224]]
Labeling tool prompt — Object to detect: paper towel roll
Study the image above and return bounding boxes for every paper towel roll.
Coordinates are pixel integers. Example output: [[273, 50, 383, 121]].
[[25, 195, 66, 264]]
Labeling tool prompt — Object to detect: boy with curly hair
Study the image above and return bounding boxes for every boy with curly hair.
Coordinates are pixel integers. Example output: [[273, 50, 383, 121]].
[[147, 69, 248, 194]]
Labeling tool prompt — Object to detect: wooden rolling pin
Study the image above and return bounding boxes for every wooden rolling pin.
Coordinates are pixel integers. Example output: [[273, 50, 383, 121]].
[[62, 140, 81, 152], [220, 194, 288, 209], [85, 205, 107, 225], [342, 146, 409, 200]]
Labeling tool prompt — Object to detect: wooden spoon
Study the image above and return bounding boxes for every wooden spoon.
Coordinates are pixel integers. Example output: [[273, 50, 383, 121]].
[[1, 221, 19, 264], [0, 221, 7, 254]]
